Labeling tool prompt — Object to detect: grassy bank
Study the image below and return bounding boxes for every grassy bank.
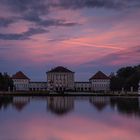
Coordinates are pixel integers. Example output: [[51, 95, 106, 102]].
[[0, 91, 139, 97]]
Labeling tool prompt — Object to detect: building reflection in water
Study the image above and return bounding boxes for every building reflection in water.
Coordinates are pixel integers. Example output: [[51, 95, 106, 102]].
[[89, 96, 110, 111], [0, 96, 140, 118], [47, 96, 74, 115], [12, 97, 30, 112]]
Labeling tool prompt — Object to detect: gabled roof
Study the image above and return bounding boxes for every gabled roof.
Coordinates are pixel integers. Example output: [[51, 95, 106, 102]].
[[12, 102, 28, 111], [89, 71, 109, 80], [47, 66, 74, 73], [12, 71, 30, 80]]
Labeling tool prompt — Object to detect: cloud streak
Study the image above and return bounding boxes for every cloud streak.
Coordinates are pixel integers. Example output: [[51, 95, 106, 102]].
[[85, 46, 140, 67], [0, 28, 47, 40], [23, 15, 79, 27]]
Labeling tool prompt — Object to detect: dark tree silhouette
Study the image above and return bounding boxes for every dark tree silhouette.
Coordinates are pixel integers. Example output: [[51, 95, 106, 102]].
[[0, 72, 13, 91], [110, 65, 140, 91]]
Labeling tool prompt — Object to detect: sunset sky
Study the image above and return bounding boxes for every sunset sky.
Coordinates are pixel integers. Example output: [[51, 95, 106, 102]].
[[0, 0, 140, 81]]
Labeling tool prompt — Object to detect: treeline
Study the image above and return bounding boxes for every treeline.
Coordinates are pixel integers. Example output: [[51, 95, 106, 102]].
[[110, 65, 140, 91], [0, 73, 13, 91]]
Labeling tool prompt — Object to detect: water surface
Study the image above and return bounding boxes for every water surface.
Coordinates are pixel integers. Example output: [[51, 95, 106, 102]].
[[0, 96, 140, 140]]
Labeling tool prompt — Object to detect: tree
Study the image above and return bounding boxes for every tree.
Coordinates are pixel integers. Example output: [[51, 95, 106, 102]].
[[0, 73, 13, 91], [117, 66, 135, 78], [110, 76, 124, 91], [110, 64, 140, 91]]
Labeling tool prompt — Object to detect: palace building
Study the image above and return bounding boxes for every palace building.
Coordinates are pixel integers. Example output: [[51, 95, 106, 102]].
[[12, 66, 110, 92], [12, 71, 30, 91], [29, 82, 47, 91], [89, 71, 110, 92], [74, 82, 91, 92], [47, 66, 75, 91]]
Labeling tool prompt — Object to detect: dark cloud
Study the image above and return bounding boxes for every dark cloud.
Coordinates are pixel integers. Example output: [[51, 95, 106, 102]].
[[23, 13, 79, 27], [2, 0, 140, 11], [1, 0, 49, 14], [0, 0, 50, 27], [50, 0, 140, 9], [0, 0, 78, 28], [51, 0, 120, 9], [0, 18, 15, 27], [36, 19, 79, 27], [0, 28, 47, 40], [2, 0, 139, 29]]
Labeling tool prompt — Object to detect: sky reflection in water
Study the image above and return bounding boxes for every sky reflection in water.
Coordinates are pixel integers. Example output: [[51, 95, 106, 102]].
[[0, 96, 140, 140]]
